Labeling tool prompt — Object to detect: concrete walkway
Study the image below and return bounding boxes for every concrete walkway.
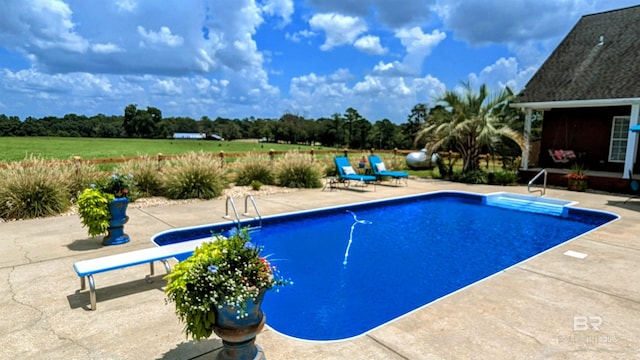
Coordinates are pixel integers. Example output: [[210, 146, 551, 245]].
[[1, 179, 639, 359]]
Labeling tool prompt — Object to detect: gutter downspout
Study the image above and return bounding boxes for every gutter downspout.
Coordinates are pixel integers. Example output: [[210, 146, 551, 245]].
[[623, 104, 640, 179]]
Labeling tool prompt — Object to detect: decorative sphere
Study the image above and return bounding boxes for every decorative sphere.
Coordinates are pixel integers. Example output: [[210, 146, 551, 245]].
[[406, 149, 432, 169]]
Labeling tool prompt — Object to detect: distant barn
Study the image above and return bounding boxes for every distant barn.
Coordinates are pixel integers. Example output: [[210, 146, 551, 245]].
[[172, 133, 224, 140], [173, 132, 206, 140]]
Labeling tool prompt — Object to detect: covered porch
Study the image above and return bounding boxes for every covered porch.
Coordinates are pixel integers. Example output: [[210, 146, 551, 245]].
[[514, 99, 640, 185]]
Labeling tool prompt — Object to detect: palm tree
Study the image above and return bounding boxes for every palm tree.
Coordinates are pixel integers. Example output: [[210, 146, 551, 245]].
[[416, 82, 523, 173]]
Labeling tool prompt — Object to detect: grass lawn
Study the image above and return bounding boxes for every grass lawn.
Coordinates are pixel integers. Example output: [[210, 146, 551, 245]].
[[0, 137, 332, 162]]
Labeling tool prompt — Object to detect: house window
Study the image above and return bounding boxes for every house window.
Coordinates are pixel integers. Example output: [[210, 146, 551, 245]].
[[609, 116, 630, 162]]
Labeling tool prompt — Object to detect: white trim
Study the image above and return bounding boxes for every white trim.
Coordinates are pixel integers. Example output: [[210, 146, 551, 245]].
[[512, 98, 640, 110], [609, 116, 630, 163], [624, 104, 640, 178], [521, 109, 532, 170]]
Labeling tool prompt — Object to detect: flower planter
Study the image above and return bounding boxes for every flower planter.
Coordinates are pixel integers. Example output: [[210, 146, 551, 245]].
[[103, 197, 130, 245], [213, 289, 267, 360], [567, 178, 588, 192]]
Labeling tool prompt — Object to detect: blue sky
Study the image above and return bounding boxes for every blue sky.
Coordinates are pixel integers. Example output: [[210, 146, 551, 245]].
[[0, 0, 637, 124]]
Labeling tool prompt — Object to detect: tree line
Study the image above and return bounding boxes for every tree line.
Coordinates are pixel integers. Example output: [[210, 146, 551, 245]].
[[0, 104, 433, 150]]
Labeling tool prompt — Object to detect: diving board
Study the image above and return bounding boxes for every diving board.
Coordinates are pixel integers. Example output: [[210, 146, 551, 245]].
[[73, 238, 209, 310]]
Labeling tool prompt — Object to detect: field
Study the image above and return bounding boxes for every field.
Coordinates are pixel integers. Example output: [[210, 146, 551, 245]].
[[0, 137, 329, 162]]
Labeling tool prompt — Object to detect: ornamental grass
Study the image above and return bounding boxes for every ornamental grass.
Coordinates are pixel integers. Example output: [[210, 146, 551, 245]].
[[0, 156, 71, 219], [276, 151, 323, 188], [233, 152, 276, 186], [115, 156, 163, 197], [162, 151, 229, 200]]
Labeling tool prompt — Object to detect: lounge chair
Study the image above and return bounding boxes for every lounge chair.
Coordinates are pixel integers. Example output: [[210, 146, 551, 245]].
[[334, 157, 376, 190], [368, 155, 409, 186]]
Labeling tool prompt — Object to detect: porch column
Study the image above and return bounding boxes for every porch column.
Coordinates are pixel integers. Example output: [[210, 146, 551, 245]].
[[521, 108, 532, 170], [623, 103, 640, 179]]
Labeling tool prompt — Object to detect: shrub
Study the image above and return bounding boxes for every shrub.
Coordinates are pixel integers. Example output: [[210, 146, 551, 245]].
[[0, 157, 71, 219], [276, 151, 323, 188], [76, 172, 136, 237], [115, 156, 163, 197], [450, 170, 488, 184], [250, 180, 263, 191], [488, 170, 518, 185], [233, 152, 276, 186], [76, 188, 113, 236], [162, 152, 229, 199]]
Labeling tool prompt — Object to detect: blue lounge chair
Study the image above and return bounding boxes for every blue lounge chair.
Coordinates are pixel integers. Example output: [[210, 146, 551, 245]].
[[368, 155, 408, 186], [334, 157, 376, 190]]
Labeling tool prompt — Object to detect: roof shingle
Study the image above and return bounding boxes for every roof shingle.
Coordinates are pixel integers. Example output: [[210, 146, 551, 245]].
[[515, 5, 640, 104]]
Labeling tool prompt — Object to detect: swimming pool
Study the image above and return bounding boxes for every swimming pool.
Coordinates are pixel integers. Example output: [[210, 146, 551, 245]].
[[152, 191, 618, 342]]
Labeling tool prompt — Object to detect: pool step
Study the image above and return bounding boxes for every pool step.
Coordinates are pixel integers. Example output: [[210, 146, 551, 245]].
[[485, 196, 566, 216]]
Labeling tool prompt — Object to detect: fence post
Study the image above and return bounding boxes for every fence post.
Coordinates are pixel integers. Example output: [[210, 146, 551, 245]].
[[73, 156, 82, 178], [219, 151, 225, 168], [310, 149, 314, 162], [269, 149, 275, 162], [343, 148, 348, 157], [157, 153, 164, 171]]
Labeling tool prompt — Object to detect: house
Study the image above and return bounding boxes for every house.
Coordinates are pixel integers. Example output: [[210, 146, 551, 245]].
[[512, 5, 640, 184]]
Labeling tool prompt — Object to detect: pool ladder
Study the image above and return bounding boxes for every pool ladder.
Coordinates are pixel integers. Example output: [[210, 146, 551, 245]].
[[224, 195, 263, 230], [528, 168, 547, 196]]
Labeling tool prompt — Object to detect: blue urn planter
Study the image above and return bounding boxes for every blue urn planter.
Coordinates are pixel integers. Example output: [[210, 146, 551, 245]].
[[213, 289, 267, 360], [103, 197, 130, 246]]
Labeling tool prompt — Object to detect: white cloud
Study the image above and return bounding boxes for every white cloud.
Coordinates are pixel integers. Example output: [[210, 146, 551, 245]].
[[91, 43, 123, 54], [151, 79, 183, 95], [372, 28, 446, 76], [354, 35, 388, 55], [260, 0, 294, 26], [115, 0, 138, 13], [0, 0, 89, 53], [287, 66, 447, 122], [137, 26, 184, 47], [285, 30, 316, 43], [306, 0, 436, 28], [396, 27, 446, 71], [309, 13, 367, 50], [466, 57, 537, 93]]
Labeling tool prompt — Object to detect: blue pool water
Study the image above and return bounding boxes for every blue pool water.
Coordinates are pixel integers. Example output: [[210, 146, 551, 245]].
[[152, 192, 617, 341]]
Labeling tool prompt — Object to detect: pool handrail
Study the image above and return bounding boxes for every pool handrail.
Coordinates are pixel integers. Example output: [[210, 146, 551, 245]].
[[528, 168, 547, 196], [223, 196, 242, 227], [243, 194, 263, 229]]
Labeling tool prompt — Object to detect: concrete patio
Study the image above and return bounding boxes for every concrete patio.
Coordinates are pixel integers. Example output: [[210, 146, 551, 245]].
[[1, 179, 639, 359]]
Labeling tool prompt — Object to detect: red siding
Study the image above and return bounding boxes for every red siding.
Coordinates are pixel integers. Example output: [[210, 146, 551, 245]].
[[539, 106, 636, 171]]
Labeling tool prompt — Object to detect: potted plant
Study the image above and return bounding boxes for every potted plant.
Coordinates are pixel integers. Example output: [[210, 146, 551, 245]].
[[164, 229, 291, 359], [77, 173, 136, 245], [566, 163, 588, 192]]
